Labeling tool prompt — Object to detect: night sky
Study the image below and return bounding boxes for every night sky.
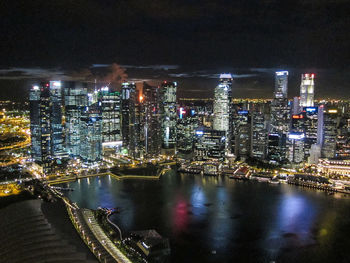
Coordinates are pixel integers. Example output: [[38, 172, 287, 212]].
[[0, 0, 349, 100]]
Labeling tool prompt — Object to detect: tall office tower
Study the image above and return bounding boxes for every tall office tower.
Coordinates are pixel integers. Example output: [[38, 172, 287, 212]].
[[287, 132, 305, 164], [317, 105, 325, 145], [270, 71, 289, 132], [321, 108, 339, 158], [30, 82, 65, 170], [275, 71, 288, 98], [160, 81, 177, 155], [29, 84, 51, 165], [49, 81, 64, 157], [300, 74, 315, 107], [303, 107, 319, 157], [269, 71, 290, 163], [80, 104, 102, 162], [267, 133, 287, 164], [141, 83, 161, 157], [134, 92, 143, 158], [121, 82, 136, 156], [64, 82, 88, 157], [308, 144, 321, 164], [291, 113, 305, 132], [99, 87, 122, 148], [213, 74, 233, 137], [232, 110, 250, 158], [194, 128, 226, 161], [177, 107, 199, 156], [336, 114, 350, 158], [250, 112, 268, 160], [292, 96, 301, 115]]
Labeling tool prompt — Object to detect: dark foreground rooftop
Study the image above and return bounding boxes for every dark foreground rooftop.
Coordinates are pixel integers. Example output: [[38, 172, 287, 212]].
[[0, 198, 97, 263]]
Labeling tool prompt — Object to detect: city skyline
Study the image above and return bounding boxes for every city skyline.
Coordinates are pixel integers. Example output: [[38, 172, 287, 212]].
[[1, 1, 350, 263], [1, 66, 350, 101]]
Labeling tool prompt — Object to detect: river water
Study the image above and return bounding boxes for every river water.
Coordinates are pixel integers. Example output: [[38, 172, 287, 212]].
[[60, 170, 350, 263]]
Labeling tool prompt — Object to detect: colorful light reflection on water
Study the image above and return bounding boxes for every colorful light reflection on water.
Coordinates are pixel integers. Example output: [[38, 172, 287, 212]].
[[60, 172, 350, 263]]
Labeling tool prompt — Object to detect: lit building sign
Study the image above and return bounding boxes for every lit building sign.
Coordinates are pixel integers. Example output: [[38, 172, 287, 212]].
[[292, 114, 304, 119], [305, 107, 317, 112], [288, 133, 305, 140], [276, 71, 288, 76]]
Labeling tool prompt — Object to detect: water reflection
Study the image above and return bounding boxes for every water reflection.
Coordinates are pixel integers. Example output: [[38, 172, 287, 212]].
[[60, 173, 350, 263]]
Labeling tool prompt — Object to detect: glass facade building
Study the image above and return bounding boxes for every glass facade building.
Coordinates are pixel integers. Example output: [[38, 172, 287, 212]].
[[64, 82, 88, 157]]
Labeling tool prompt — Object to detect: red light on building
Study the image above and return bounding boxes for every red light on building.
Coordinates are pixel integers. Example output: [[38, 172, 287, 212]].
[[311, 74, 315, 78], [45, 83, 49, 87]]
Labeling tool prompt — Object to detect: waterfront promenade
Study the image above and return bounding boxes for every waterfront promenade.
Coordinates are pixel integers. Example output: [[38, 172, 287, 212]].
[[47, 167, 170, 185]]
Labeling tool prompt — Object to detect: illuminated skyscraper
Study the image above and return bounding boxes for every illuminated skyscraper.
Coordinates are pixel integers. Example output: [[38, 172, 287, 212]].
[[64, 81, 88, 157], [292, 96, 301, 115], [29, 84, 51, 164], [80, 104, 102, 162], [250, 111, 268, 160], [300, 74, 315, 107], [30, 81, 65, 169], [160, 81, 177, 154], [321, 108, 338, 158], [275, 71, 288, 99], [177, 106, 199, 155], [270, 71, 289, 132], [142, 82, 161, 157], [213, 74, 232, 132], [99, 87, 122, 148], [232, 110, 250, 158], [49, 81, 64, 157], [287, 132, 305, 164], [213, 74, 233, 155], [121, 82, 136, 156], [194, 128, 226, 161], [269, 71, 290, 163]]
